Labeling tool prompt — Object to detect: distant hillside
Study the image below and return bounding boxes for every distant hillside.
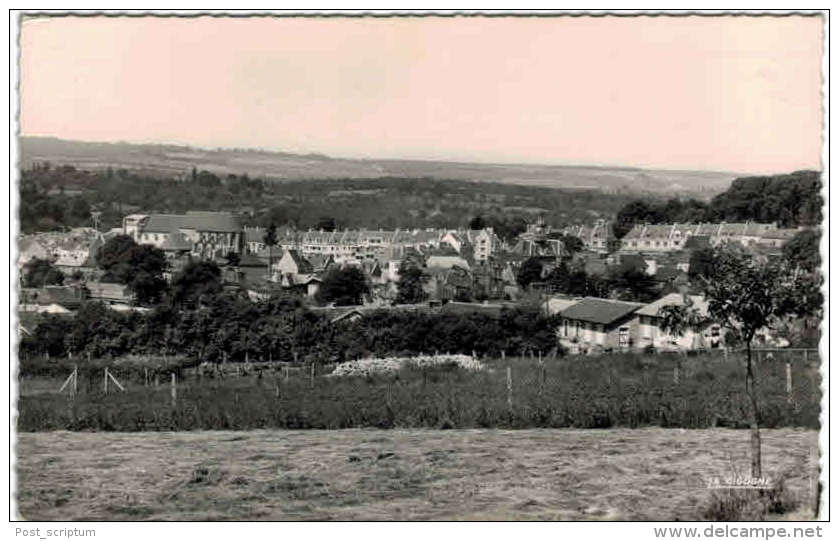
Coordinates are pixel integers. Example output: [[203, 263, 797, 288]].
[[19, 137, 737, 197]]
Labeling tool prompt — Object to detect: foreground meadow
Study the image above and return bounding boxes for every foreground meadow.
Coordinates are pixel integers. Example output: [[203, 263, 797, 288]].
[[15, 428, 819, 521]]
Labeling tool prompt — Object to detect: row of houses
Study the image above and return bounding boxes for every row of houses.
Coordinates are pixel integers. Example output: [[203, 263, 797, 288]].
[[244, 225, 505, 265], [619, 222, 803, 253]]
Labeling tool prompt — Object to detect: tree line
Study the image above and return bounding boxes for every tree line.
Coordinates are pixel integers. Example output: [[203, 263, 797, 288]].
[[19, 289, 560, 365], [613, 170, 822, 238], [19, 163, 633, 239]]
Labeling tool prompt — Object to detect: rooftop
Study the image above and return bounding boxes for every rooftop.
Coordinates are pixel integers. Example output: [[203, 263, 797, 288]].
[[143, 212, 243, 233], [558, 297, 643, 325], [635, 293, 711, 318]]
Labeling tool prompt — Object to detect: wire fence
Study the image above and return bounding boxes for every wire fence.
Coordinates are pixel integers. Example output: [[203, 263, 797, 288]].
[[16, 348, 822, 432]]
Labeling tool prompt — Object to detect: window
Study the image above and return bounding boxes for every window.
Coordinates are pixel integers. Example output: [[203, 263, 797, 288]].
[[619, 327, 630, 347]]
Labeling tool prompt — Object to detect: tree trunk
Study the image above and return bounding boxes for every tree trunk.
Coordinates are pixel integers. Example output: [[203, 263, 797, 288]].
[[745, 341, 762, 479]]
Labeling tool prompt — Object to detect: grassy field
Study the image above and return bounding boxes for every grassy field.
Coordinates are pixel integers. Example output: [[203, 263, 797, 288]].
[[16, 354, 822, 431], [15, 428, 818, 521]]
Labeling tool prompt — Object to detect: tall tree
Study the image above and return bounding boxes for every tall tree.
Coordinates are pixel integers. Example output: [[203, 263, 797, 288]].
[[782, 229, 821, 273], [316, 266, 369, 306], [171, 260, 223, 308], [517, 257, 544, 289], [263, 223, 278, 277], [22, 257, 64, 287], [97, 235, 167, 305], [688, 247, 717, 279], [396, 261, 429, 304]]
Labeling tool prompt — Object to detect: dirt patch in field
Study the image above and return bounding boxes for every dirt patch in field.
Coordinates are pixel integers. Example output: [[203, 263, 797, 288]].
[[14, 428, 819, 521]]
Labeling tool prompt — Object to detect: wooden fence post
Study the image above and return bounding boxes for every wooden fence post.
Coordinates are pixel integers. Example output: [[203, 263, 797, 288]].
[[104, 367, 109, 395], [275, 378, 280, 399], [59, 366, 78, 395], [501, 350, 505, 362], [73, 365, 78, 396], [673, 364, 680, 385], [171, 372, 177, 407], [506, 366, 513, 411], [786, 362, 793, 403], [803, 349, 809, 364], [310, 363, 315, 389], [810, 445, 820, 518]]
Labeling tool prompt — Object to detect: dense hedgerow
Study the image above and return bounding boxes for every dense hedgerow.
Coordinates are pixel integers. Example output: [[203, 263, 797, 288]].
[[16, 352, 821, 432]]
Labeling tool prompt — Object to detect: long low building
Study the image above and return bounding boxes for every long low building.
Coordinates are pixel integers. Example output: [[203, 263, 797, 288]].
[[123, 211, 245, 258]]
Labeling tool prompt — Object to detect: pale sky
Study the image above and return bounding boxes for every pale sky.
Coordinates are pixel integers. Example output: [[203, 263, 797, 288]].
[[20, 15, 823, 173]]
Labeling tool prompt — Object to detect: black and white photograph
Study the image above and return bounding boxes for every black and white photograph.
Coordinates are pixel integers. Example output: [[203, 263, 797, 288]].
[[9, 9, 828, 527]]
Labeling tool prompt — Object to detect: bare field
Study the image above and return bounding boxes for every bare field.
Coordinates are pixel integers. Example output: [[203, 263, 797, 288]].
[[15, 428, 818, 521]]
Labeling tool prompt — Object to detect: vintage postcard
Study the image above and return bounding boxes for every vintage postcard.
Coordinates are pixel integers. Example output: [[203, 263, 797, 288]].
[[10, 10, 827, 528]]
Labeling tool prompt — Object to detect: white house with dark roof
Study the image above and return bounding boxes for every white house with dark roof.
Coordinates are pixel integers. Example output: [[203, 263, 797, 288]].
[[556, 297, 644, 353]]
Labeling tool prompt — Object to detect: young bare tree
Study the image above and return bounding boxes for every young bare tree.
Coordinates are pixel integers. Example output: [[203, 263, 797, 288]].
[[671, 246, 822, 478]]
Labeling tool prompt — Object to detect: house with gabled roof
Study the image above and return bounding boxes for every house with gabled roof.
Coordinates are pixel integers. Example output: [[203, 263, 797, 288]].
[[273, 249, 313, 276], [635, 293, 725, 351], [556, 297, 644, 354], [561, 219, 617, 253], [277, 273, 322, 297]]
